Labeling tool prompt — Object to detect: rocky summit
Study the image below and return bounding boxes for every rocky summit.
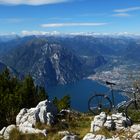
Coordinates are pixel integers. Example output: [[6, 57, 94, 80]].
[[0, 100, 57, 139], [1, 100, 140, 139], [83, 112, 140, 140]]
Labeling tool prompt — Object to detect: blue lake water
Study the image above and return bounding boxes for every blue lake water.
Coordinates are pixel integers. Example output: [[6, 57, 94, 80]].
[[48, 79, 128, 112]]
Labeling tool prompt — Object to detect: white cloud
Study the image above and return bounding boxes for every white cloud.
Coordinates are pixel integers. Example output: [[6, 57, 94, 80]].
[[0, 0, 69, 5], [21, 30, 60, 36], [41, 22, 108, 28], [112, 13, 131, 17], [114, 7, 140, 13]]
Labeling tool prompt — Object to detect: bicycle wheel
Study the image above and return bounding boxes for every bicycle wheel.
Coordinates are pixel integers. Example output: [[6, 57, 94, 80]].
[[88, 94, 112, 115], [125, 99, 140, 122]]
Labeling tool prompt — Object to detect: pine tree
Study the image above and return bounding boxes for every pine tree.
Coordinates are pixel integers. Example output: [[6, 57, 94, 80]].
[[37, 86, 48, 102], [0, 69, 49, 129]]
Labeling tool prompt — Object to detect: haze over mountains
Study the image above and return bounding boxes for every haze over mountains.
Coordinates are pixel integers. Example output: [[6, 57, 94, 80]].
[[0, 33, 140, 88]]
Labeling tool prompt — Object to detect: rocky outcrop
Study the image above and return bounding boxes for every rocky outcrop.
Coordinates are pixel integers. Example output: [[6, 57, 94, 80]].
[[0, 100, 58, 139], [1, 125, 16, 139], [0, 124, 47, 139], [58, 131, 70, 136], [130, 124, 140, 133], [90, 112, 131, 132], [90, 112, 107, 132], [83, 133, 121, 140], [83, 112, 140, 140], [133, 132, 140, 139], [18, 126, 47, 136], [16, 100, 58, 127], [83, 133, 106, 140], [83, 123, 140, 140]]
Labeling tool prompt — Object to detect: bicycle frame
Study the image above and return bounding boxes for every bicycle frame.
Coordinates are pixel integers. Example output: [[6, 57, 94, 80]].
[[88, 80, 140, 116], [106, 82, 131, 108], [108, 84, 139, 109], [110, 85, 115, 107]]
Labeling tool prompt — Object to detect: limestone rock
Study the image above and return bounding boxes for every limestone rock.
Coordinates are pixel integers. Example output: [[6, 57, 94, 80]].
[[133, 132, 140, 139], [0, 127, 6, 135], [130, 124, 140, 133], [16, 100, 58, 127], [18, 125, 47, 136], [83, 133, 106, 140], [90, 112, 131, 132], [104, 119, 115, 131], [90, 112, 106, 132], [3, 125, 16, 139], [58, 131, 70, 136]]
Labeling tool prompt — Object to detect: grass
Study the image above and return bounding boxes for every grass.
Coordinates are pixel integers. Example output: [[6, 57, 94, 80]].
[[1, 111, 139, 140], [1, 112, 92, 140], [95, 127, 135, 139]]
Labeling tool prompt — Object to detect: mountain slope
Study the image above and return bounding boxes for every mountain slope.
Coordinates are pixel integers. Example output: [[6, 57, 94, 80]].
[[5, 35, 138, 89], [125, 42, 140, 62], [0, 61, 7, 72], [1, 36, 106, 88]]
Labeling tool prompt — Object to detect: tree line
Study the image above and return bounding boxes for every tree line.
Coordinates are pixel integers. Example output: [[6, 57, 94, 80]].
[[0, 68, 71, 129], [0, 68, 48, 129]]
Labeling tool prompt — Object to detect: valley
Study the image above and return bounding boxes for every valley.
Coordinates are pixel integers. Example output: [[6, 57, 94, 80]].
[[0, 34, 140, 111]]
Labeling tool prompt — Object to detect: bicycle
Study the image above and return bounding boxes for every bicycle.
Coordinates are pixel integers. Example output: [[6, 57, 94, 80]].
[[88, 81, 140, 122]]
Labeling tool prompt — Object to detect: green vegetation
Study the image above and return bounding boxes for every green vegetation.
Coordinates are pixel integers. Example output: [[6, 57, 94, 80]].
[[0, 68, 48, 129], [95, 127, 134, 139], [53, 95, 71, 111], [0, 113, 92, 140], [2, 68, 140, 140]]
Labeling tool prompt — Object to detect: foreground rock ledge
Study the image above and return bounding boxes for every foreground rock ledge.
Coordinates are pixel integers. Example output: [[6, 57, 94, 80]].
[[90, 112, 132, 132], [83, 112, 140, 140], [0, 100, 58, 139]]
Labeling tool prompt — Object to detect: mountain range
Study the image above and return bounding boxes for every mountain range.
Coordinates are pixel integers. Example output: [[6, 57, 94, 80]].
[[0, 34, 140, 88]]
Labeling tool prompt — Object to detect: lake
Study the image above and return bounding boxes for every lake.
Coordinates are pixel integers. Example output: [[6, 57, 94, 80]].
[[48, 79, 128, 112]]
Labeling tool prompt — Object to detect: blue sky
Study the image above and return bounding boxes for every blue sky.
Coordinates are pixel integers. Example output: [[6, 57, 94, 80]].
[[0, 0, 140, 35]]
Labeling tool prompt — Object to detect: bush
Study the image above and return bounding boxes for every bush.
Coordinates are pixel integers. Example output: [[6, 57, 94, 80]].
[[53, 95, 71, 111]]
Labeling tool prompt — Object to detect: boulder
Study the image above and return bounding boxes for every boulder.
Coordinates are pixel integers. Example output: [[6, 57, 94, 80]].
[[83, 133, 106, 140], [0, 124, 47, 139], [3, 125, 16, 139], [133, 132, 140, 139], [58, 131, 70, 136], [0, 100, 58, 139], [104, 119, 115, 131], [90, 112, 106, 132], [16, 100, 58, 127], [83, 133, 121, 140], [16, 108, 28, 126], [90, 112, 131, 132], [130, 124, 140, 133], [0, 127, 6, 135], [18, 125, 47, 136]]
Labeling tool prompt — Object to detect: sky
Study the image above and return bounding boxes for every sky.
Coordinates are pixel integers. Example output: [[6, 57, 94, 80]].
[[0, 0, 140, 35]]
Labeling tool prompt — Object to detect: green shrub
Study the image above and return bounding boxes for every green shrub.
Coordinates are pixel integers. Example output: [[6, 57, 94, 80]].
[[53, 95, 71, 111]]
